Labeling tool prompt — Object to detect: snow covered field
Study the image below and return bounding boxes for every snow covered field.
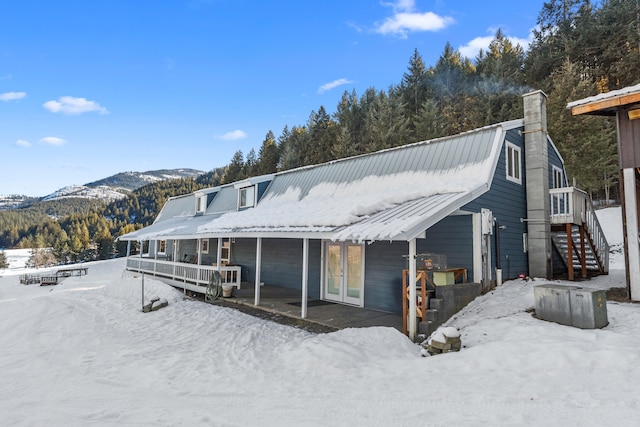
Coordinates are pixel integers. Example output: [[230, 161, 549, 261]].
[[1, 207, 639, 426]]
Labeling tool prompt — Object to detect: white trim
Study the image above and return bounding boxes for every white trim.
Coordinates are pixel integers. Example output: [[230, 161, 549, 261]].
[[301, 238, 309, 319], [505, 141, 522, 185], [472, 213, 483, 283], [254, 237, 262, 306], [623, 168, 640, 301], [238, 186, 256, 209], [408, 238, 417, 341], [552, 164, 564, 189]]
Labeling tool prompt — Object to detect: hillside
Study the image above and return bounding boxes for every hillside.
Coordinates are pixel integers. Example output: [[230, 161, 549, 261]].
[[84, 168, 204, 191]]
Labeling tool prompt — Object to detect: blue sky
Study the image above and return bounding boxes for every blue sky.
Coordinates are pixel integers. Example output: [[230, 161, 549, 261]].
[[0, 0, 543, 196]]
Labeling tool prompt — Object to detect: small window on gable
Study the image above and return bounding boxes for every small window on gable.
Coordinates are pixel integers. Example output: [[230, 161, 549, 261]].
[[196, 194, 207, 214], [505, 141, 522, 185], [552, 165, 564, 188], [239, 186, 255, 209], [158, 240, 167, 254]]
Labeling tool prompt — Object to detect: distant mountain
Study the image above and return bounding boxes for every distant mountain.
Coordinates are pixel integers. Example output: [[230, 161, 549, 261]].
[[40, 185, 131, 203], [85, 168, 205, 191], [0, 195, 38, 210], [0, 168, 206, 207]]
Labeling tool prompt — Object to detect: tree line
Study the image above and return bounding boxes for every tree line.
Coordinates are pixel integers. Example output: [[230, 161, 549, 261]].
[[2, 0, 637, 266]]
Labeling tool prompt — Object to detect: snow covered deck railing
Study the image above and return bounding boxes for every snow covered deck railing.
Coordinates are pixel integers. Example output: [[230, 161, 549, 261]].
[[549, 187, 609, 273], [125, 257, 241, 289]]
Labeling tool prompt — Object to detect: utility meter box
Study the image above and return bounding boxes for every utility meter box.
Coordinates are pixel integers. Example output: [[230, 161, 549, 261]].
[[534, 284, 579, 326], [534, 284, 608, 329], [570, 288, 608, 329]]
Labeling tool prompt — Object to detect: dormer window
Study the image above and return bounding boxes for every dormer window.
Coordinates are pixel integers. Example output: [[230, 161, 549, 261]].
[[239, 186, 255, 209]]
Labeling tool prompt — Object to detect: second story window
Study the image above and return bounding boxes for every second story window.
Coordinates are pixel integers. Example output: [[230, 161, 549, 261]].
[[505, 141, 522, 185], [239, 186, 255, 209]]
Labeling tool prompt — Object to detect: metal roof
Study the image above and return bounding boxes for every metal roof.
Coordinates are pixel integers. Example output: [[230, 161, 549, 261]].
[[120, 121, 514, 242]]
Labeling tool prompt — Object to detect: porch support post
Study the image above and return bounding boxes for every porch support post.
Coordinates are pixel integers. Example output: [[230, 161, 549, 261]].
[[623, 168, 640, 300], [408, 238, 417, 341], [472, 213, 483, 283], [172, 240, 177, 279], [216, 238, 223, 272], [254, 237, 262, 306], [126, 240, 131, 257], [301, 238, 309, 319]]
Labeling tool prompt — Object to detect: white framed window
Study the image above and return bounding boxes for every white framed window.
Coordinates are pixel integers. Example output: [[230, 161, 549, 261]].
[[552, 165, 564, 188], [200, 238, 209, 254], [196, 194, 207, 214], [221, 238, 231, 264], [505, 141, 522, 184], [158, 240, 167, 254], [239, 186, 256, 209]]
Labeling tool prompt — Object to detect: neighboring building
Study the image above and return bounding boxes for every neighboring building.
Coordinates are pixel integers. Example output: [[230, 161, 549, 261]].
[[120, 91, 608, 339]]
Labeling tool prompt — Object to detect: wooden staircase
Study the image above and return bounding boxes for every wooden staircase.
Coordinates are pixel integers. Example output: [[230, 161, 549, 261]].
[[549, 187, 609, 279]]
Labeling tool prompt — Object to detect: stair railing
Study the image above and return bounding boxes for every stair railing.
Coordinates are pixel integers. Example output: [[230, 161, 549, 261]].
[[549, 187, 609, 273]]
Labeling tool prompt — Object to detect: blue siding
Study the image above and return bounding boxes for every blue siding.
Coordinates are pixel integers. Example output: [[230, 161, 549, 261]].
[[418, 216, 474, 276], [464, 128, 529, 280], [363, 241, 408, 313], [229, 238, 322, 299]]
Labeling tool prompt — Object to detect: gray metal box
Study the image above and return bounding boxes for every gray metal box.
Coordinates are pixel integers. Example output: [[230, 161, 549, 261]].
[[569, 288, 608, 329], [534, 284, 580, 326]]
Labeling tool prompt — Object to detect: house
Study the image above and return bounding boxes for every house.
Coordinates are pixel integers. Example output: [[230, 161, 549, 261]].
[[119, 91, 608, 340]]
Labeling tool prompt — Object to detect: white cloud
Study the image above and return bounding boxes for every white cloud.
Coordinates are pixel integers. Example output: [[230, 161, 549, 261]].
[[39, 136, 68, 146], [459, 28, 534, 59], [0, 91, 26, 101], [318, 78, 354, 94], [43, 96, 108, 115], [375, 0, 454, 38], [218, 130, 247, 141], [16, 139, 31, 148]]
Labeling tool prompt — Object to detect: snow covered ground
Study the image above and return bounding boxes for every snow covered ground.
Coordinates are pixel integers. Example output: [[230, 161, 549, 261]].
[[1, 207, 639, 426]]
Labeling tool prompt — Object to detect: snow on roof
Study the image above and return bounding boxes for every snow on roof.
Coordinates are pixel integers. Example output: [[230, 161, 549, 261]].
[[121, 122, 509, 242], [566, 82, 640, 108]]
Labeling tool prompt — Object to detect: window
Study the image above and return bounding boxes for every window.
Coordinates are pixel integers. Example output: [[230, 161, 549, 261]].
[[552, 165, 564, 188], [239, 186, 255, 209], [158, 240, 167, 254], [200, 239, 209, 254], [221, 238, 231, 264], [505, 142, 522, 184], [196, 195, 207, 214]]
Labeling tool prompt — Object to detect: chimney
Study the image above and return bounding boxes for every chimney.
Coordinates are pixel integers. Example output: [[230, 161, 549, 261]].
[[523, 90, 552, 279]]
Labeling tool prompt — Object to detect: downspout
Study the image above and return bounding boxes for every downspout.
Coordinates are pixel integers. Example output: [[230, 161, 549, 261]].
[[494, 220, 503, 286]]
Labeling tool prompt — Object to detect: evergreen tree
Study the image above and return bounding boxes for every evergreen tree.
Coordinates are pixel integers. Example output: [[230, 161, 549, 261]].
[[256, 131, 280, 175], [222, 150, 246, 184], [0, 251, 8, 269]]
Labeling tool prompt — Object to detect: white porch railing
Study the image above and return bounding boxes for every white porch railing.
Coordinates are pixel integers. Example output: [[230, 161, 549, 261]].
[[549, 187, 609, 273], [125, 257, 242, 289]]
